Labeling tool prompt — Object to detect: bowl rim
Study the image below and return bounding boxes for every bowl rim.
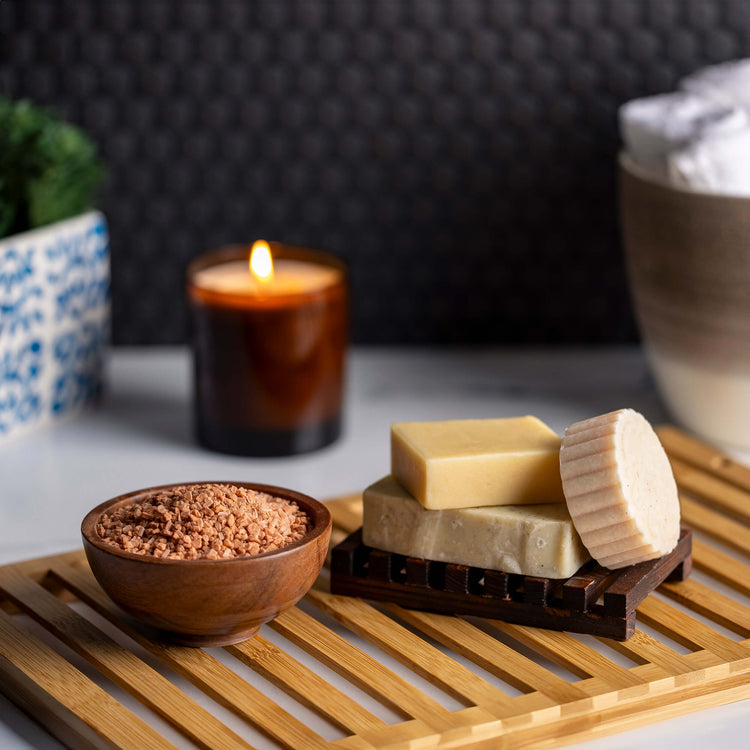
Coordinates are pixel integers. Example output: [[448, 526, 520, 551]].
[[81, 481, 332, 566]]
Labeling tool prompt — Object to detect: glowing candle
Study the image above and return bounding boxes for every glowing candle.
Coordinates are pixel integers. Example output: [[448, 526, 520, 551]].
[[187, 242, 347, 456]]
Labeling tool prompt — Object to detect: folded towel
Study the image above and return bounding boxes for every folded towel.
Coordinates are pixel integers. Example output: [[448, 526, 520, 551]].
[[681, 58, 750, 113], [669, 128, 750, 196], [619, 91, 748, 178]]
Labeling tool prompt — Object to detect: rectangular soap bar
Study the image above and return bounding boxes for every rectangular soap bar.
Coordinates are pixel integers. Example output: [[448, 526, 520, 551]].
[[391, 416, 565, 510], [362, 476, 590, 578]]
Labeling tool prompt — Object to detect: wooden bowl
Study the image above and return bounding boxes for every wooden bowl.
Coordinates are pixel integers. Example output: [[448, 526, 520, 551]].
[[81, 482, 331, 646]]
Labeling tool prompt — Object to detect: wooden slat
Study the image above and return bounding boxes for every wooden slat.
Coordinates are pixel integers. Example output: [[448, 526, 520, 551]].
[[386, 604, 589, 705], [356, 720, 442, 750], [0, 567, 254, 750], [332, 738, 377, 750], [269, 605, 458, 731], [327, 495, 363, 533], [636, 596, 750, 661], [692, 537, 750, 598], [304, 586, 520, 714], [600, 629, 703, 676], [6, 549, 86, 583], [226, 634, 386, 736], [601, 530, 692, 618], [657, 425, 750, 493], [671, 457, 750, 526], [679, 495, 750, 556], [486, 620, 645, 689], [50, 562, 331, 750], [326, 495, 364, 552], [0, 550, 87, 614], [491, 669, 750, 750], [562, 562, 617, 611], [0, 607, 176, 750], [660, 578, 750, 639]]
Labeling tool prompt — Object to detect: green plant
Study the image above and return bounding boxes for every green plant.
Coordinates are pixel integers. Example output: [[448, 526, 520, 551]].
[[0, 97, 105, 238]]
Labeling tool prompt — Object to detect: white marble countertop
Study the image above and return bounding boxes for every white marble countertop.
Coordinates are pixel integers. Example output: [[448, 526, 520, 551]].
[[0, 346, 748, 748]]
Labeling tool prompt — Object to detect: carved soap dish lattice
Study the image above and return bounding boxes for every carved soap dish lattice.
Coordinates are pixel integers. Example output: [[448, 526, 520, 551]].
[[330, 528, 692, 640]]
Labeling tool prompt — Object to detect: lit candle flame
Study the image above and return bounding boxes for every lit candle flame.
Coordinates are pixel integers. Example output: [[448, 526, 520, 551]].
[[249, 240, 274, 284]]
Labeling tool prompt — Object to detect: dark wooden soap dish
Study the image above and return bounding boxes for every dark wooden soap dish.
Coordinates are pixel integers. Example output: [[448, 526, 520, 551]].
[[329, 528, 692, 640]]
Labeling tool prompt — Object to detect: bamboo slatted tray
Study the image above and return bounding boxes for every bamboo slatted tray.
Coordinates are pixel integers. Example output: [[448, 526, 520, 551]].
[[2, 425, 750, 749]]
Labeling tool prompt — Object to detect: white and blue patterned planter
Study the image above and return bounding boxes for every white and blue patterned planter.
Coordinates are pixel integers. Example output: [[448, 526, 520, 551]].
[[0, 211, 109, 442]]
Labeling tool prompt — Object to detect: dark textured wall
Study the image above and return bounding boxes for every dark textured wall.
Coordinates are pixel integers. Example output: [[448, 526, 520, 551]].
[[2, 0, 749, 345]]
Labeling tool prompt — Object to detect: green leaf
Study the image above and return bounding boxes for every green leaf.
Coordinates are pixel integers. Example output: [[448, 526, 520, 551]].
[[27, 123, 105, 227], [0, 96, 105, 237]]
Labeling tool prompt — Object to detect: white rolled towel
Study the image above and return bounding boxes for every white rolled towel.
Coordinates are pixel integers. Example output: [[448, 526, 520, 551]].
[[619, 91, 748, 179], [669, 128, 750, 196], [681, 58, 750, 113]]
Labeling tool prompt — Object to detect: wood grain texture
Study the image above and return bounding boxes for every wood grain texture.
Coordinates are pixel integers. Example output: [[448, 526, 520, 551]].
[[0, 566, 254, 750], [226, 633, 385, 736], [660, 577, 750, 639], [329, 528, 692, 640], [657, 425, 750, 493], [690, 537, 750, 598], [680, 495, 750, 555], [385, 603, 589, 704], [305, 585, 516, 713], [269, 605, 458, 731], [486, 620, 645, 688], [50, 562, 331, 750], [80, 482, 332, 647], [0, 607, 177, 750], [671, 457, 750, 526], [636, 595, 750, 660], [0, 427, 749, 749]]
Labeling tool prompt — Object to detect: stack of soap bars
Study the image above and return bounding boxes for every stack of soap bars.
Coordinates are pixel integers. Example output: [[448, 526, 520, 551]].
[[363, 416, 591, 579]]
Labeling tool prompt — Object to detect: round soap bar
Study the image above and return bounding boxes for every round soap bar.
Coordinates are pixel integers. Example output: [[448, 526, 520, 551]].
[[559, 408, 680, 569]]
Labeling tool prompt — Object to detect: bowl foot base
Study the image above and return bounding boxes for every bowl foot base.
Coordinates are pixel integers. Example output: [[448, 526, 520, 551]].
[[163, 626, 261, 647]]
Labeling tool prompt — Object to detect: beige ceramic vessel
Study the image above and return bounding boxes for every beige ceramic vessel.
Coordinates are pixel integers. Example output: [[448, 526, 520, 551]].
[[620, 155, 750, 448]]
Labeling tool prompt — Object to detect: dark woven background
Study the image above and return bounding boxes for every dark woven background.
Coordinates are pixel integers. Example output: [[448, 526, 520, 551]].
[[2, 0, 749, 345]]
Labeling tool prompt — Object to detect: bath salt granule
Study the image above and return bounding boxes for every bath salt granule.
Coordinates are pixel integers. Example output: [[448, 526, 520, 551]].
[[96, 484, 310, 560]]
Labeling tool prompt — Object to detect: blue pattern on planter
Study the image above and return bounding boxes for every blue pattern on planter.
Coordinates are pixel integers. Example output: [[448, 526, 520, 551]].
[[0, 212, 109, 441], [0, 340, 43, 433], [52, 319, 106, 414], [47, 215, 110, 321], [0, 247, 44, 337]]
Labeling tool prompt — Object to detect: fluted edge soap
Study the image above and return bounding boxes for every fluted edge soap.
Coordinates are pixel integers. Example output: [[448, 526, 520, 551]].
[[560, 408, 681, 568], [391, 416, 566, 510], [363, 476, 590, 578]]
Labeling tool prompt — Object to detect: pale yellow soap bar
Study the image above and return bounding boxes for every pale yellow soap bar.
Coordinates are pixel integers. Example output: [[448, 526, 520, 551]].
[[363, 476, 590, 578], [391, 416, 565, 510]]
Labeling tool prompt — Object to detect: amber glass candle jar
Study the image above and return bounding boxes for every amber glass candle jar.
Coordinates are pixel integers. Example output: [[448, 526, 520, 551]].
[[186, 243, 347, 456]]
